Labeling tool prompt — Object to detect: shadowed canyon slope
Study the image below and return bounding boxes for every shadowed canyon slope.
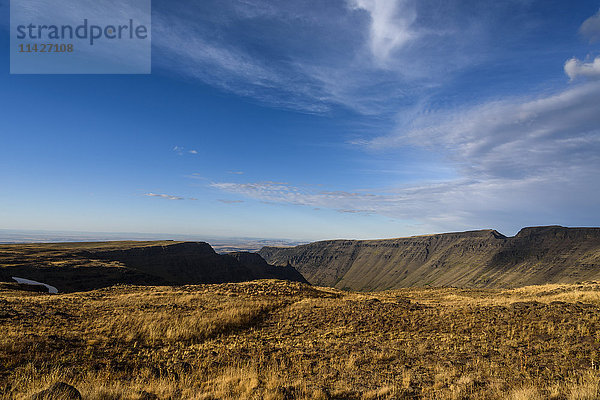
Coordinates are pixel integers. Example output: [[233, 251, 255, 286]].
[[0, 241, 306, 292], [259, 226, 600, 291]]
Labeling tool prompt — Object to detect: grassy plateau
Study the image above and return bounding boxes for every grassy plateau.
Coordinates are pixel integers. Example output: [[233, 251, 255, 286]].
[[2, 280, 600, 399]]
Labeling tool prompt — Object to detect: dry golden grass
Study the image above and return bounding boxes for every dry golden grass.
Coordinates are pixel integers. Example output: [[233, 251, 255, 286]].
[[3, 280, 600, 399]]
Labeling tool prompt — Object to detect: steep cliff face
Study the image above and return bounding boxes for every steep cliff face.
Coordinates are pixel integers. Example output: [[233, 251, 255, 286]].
[[0, 241, 307, 292], [89, 242, 253, 285], [259, 226, 600, 290], [482, 226, 600, 287], [89, 242, 308, 285]]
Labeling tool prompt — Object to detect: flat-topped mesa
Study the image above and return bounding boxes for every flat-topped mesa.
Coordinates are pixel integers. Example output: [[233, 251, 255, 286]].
[[305, 228, 507, 246], [90, 241, 217, 259], [515, 225, 600, 239], [259, 226, 600, 291]]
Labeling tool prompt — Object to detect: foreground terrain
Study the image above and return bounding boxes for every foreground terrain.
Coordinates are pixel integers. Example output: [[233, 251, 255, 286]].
[[2, 280, 600, 399]]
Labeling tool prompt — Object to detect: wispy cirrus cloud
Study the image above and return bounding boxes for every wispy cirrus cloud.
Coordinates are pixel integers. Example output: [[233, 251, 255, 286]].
[[210, 173, 599, 233], [209, 180, 480, 224], [153, 13, 331, 113], [210, 75, 600, 231], [144, 193, 184, 200], [366, 81, 600, 180], [210, 181, 386, 213], [165, 4, 600, 234], [151, 0, 518, 115], [144, 193, 198, 201]]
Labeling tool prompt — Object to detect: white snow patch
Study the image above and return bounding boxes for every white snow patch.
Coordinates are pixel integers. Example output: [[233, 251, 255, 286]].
[[12, 277, 58, 294]]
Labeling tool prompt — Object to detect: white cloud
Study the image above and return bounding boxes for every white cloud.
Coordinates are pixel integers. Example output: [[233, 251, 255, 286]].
[[338, 209, 373, 214], [210, 80, 600, 232], [173, 146, 199, 155], [172, 146, 184, 155], [218, 199, 244, 204], [564, 57, 600, 80], [210, 182, 377, 209], [349, 0, 417, 65], [186, 173, 207, 180], [580, 10, 600, 43], [144, 193, 185, 200], [369, 81, 600, 178]]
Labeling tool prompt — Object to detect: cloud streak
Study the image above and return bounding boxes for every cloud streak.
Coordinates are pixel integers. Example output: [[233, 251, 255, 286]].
[[144, 193, 184, 200], [218, 199, 244, 204], [350, 0, 417, 65], [144, 193, 198, 201], [210, 77, 600, 231], [150, 0, 514, 115], [368, 81, 600, 178]]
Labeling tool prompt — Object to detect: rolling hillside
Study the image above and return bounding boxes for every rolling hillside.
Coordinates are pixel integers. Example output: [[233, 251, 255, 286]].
[[259, 226, 600, 291]]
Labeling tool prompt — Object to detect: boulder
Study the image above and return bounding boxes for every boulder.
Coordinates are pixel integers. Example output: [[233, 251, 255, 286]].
[[30, 382, 82, 400]]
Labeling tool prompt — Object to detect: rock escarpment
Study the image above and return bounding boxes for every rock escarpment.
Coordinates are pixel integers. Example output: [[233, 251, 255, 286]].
[[0, 241, 307, 292], [259, 226, 600, 290]]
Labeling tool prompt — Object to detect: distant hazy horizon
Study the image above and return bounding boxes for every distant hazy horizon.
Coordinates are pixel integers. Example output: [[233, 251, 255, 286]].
[[3, 225, 598, 248], [0, 228, 307, 252]]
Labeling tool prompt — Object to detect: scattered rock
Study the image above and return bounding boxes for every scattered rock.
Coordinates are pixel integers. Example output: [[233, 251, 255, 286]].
[[53, 311, 73, 318], [31, 382, 82, 400], [549, 301, 567, 306], [311, 387, 331, 400], [139, 390, 159, 400], [510, 301, 544, 310], [363, 298, 381, 306], [394, 296, 412, 306], [276, 385, 297, 400]]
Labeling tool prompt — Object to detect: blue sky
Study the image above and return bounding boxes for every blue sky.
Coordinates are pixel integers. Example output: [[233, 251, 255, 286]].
[[1, 0, 600, 240]]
